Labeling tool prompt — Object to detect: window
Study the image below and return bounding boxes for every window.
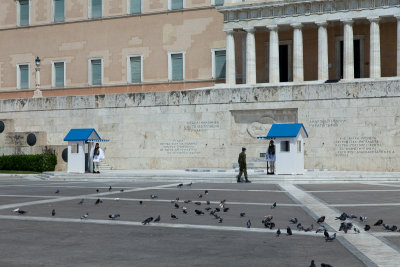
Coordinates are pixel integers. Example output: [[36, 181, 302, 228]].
[[297, 141, 302, 153], [213, 0, 224, 6], [169, 0, 184, 10], [128, 56, 142, 83], [91, 0, 102, 19], [52, 62, 65, 87], [71, 144, 79, 154], [53, 0, 65, 22], [212, 49, 226, 79], [169, 52, 184, 81], [281, 141, 290, 152], [129, 0, 141, 14], [18, 0, 30, 26], [17, 64, 29, 89], [90, 59, 102, 85]]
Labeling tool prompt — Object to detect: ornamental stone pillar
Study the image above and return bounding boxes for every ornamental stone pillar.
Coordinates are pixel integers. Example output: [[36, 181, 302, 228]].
[[369, 17, 381, 78], [225, 29, 236, 85], [342, 19, 354, 80], [268, 25, 280, 83], [291, 23, 304, 82], [245, 27, 256, 84], [396, 16, 400, 76], [316, 21, 329, 81]]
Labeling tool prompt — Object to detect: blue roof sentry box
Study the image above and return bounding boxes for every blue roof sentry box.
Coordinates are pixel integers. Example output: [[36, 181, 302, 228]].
[[257, 123, 308, 139], [64, 128, 109, 142]]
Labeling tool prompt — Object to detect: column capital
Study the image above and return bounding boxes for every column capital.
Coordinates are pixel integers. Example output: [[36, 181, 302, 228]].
[[394, 15, 400, 21], [316, 21, 328, 27], [243, 27, 256, 33], [290, 23, 302, 29], [224, 29, 235, 34], [341, 19, 354, 25], [368, 16, 380, 23], [266, 24, 278, 31]]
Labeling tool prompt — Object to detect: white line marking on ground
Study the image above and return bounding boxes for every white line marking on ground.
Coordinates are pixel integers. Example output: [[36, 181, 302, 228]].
[[0, 194, 58, 199], [161, 188, 285, 193], [280, 183, 400, 266], [305, 189, 400, 193], [329, 203, 400, 207], [0, 183, 178, 211]]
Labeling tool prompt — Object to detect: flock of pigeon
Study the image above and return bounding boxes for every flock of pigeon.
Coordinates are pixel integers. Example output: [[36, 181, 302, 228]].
[[10, 182, 398, 266]]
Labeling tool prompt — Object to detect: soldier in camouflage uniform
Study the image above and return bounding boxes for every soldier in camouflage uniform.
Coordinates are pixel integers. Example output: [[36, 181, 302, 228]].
[[237, 147, 251, 183]]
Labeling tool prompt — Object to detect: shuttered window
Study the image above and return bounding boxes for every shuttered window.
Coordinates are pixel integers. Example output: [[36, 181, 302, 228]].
[[91, 59, 102, 85], [54, 62, 65, 87], [130, 56, 142, 83], [130, 0, 141, 14], [91, 0, 102, 18], [19, 0, 29, 26], [214, 50, 226, 79], [171, 53, 183, 81], [54, 0, 65, 22], [171, 0, 183, 10], [19, 65, 29, 89], [214, 0, 224, 6]]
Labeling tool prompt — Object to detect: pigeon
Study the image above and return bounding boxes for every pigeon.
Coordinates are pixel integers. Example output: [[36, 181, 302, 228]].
[[198, 194, 203, 198], [347, 214, 357, 219], [205, 190, 208, 195], [81, 212, 89, 219], [304, 224, 314, 232], [139, 201, 143, 205], [215, 207, 221, 212], [177, 183, 183, 188], [265, 222, 275, 229], [335, 213, 347, 221], [339, 222, 352, 233], [321, 264, 333, 267], [171, 213, 178, 219], [240, 213, 246, 217], [182, 209, 188, 214], [247, 220, 251, 228], [360, 216, 367, 222], [55, 189, 60, 194], [187, 182, 192, 186], [109, 214, 120, 220], [12, 208, 27, 215], [51, 209, 56, 216], [214, 214, 220, 219], [317, 216, 325, 224], [154, 215, 161, 222], [383, 223, 391, 230], [276, 228, 281, 237], [310, 260, 316, 267], [174, 203, 180, 209], [354, 227, 360, 233], [364, 225, 371, 231], [316, 225, 326, 233], [374, 219, 383, 226], [271, 202, 276, 209], [262, 215, 273, 223], [297, 223, 304, 231], [120, 189, 124, 192], [142, 217, 153, 225], [223, 207, 230, 212], [205, 207, 212, 211], [95, 198, 103, 205], [324, 229, 329, 239], [176, 197, 180, 201], [96, 189, 99, 193], [78, 199, 84, 204], [108, 186, 112, 191], [289, 217, 298, 224], [195, 209, 204, 215], [150, 194, 158, 199], [206, 200, 211, 205], [326, 233, 336, 242], [287, 226, 292, 235], [194, 202, 201, 206], [218, 218, 223, 223], [184, 200, 192, 204], [390, 225, 398, 232]]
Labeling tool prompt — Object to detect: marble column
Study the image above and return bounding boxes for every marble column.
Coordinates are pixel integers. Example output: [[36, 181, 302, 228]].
[[396, 16, 400, 76], [369, 17, 381, 78], [316, 21, 329, 81], [342, 19, 354, 80], [268, 25, 280, 83], [225, 29, 236, 85], [245, 27, 256, 84], [241, 32, 247, 84], [291, 23, 304, 82]]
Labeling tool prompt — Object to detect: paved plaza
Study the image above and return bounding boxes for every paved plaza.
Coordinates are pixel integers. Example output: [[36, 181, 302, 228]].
[[0, 174, 400, 266]]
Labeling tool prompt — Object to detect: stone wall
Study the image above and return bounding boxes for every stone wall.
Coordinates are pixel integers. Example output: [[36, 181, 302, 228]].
[[0, 78, 399, 171]]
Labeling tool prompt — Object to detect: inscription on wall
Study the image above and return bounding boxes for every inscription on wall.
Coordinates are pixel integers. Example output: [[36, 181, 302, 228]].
[[159, 139, 198, 155], [184, 121, 220, 132], [309, 119, 346, 128], [335, 136, 395, 157]]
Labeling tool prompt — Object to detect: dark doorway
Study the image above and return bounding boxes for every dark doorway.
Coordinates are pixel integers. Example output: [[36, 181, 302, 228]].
[[279, 44, 289, 82], [339, 39, 361, 79]]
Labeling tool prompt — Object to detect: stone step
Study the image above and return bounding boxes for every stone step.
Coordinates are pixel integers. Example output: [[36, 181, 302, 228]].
[[99, 161, 113, 170]]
